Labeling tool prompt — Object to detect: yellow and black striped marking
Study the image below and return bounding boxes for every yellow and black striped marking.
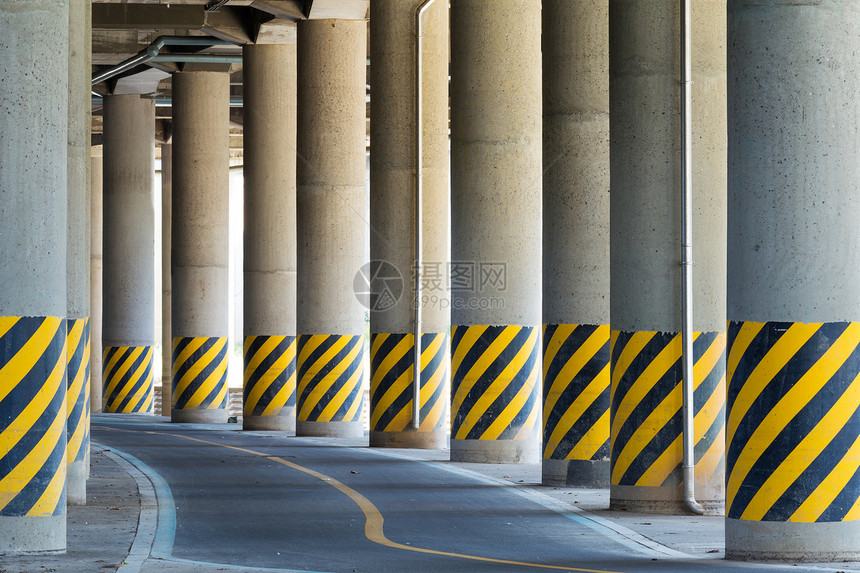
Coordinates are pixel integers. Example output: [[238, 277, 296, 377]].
[[297, 334, 364, 423], [244, 335, 296, 417], [370, 332, 447, 432], [727, 320, 860, 523], [451, 325, 539, 441], [103, 346, 154, 413], [0, 316, 67, 517], [67, 318, 90, 465], [610, 330, 726, 488], [543, 324, 610, 461], [172, 337, 228, 411]]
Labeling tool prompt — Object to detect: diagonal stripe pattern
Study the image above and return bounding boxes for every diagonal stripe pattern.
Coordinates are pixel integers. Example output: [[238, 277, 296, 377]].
[[609, 330, 726, 488], [0, 315, 68, 517], [727, 320, 860, 523], [103, 346, 154, 413], [370, 332, 448, 433], [66, 318, 90, 464], [451, 325, 539, 441], [543, 324, 610, 461], [172, 337, 228, 411], [297, 334, 365, 423], [243, 335, 297, 418]]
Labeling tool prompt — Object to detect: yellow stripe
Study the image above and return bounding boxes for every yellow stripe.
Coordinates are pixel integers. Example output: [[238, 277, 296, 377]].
[[109, 347, 146, 411], [451, 325, 487, 384], [261, 364, 296, 416], [0, 316, 19, 340], [66, 333, 88, 462], [696, 426, 726, 485], [297, 334, 328, 368], [185, 341, 228, 409], [243, 335, 283, 383], [174, 338, 224, 405], [0, 317, 63, 405], [610, 333, 681, 453], [171, 337, 208, 397], [454, 326, 530, 440], [741, 327, 860, 521], [298, 336, 350, 400], [726, 322, 820, 449], [542, 324, 576, 381], [511, 358, 541, 441], [635, 433, 682, 487], [370, 335, 415, 428], [609, 330, 656, 400], [543, 363, 609, 459], [482, 331, 538, 440], [342, 360, 365, 423], [791, 431, 860, 523], [0, 345, 67, 513], [452, 326, 517, 426], [543, 326, 608, 429], [726, 321, 765, 391], [568, 409, 610, 461], [318, 342, 364, 422], [728, 322, 851, 516], [373, 369, 411, 429], [122, 350, 153, 413], [369, 332, 390, 363], [844, 493, 860, 521], [244, 337, 294, 415]]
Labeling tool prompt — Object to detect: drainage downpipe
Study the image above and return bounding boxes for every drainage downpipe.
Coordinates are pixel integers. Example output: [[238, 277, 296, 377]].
[[412, 0, 437, 430], [680, 0, 704, 516], [92, 36, 235, 86]]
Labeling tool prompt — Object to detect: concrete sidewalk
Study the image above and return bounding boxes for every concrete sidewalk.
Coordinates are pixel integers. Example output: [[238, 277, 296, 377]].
[[3, 417, 859, 573]]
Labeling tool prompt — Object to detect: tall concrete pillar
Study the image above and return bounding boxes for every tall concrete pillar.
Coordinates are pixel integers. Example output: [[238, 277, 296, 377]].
[[726, 0, 860, 561], [102, 95, 156, 415], [171, 72, 230, 424], [296, 20, 367, 438], [0, 0, 69, 552], [450, 0, 542, 463], [161, 143, 172, 417], [90, 146, 104, 414], [609, 0, 726, 512], [66, 0, 92, 505], [243, 43, 298, 432], [542, 0, 610, 487], [369, 0, 449, 449]]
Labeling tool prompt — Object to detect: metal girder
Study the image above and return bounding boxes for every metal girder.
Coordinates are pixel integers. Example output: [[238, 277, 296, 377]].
[[93, 4, 253, 44]]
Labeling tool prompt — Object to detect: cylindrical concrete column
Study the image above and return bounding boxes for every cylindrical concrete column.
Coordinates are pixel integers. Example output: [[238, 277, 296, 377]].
[[171, 72, 230, 424], [726, 0, 860, 561], [66, 0, 92, 505], [542, 0, 610, 487], [0, 0, 69, 552], [369, 0, 449, 449], [243, 43, 298, 432], [450, 0, 542, 463], [609, 0, 726, 513], [102, 95, 156, 415], [296, 20, 367, 438], [160, 143, 172, 417], [90, 146, 104, 414]]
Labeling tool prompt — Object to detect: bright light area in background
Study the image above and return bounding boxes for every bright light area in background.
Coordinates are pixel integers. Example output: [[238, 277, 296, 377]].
[[153, 162, 246, 393]]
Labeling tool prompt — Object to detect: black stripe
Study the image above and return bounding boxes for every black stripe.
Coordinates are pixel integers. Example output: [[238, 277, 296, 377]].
[[728, 322, 855, 517], [820, 464, 860, 522], [244, 336, 295, 386], [610, 332, 677, 423], [452, 326, 533, 433], [547, 384, 610, 461], [3, 428, 66, 517], [298, 335, 350, 381], [695, 402, 726, 463], [114, 357, 152, 413], [370, 333, 410, 406], [616, 405, 683, 486], [103, 346, 126, 381], [174, 342, 228, 410], [299, 337, 363, 421], [171, 337, 196, 366], [104, 348, 147, 409], [418, 351, 448, 429], [245, 336, 296, 416], [543, 324, 602, 388]]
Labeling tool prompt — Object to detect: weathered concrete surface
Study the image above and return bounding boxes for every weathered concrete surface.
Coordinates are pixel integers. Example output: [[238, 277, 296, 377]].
[[91, 146, 104, 413], [161, 143, 173, 417], [369, 0, 449, 449], [243, 43, 298, 432], [609, 0, 726, 511], [450, 0, 542, 463], [0, 0, 69, 553], [171, 72, 230, 424], [726, 0, 860, 561], [102, 95, 156, 349]]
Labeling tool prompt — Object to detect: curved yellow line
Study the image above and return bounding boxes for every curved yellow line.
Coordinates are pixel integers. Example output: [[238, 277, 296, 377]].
[[100, 426, 622, 573]]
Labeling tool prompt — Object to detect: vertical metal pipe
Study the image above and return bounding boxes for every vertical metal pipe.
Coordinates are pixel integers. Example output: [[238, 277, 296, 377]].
[[413, 0, 437, 430], [681, 0, 704, 516]]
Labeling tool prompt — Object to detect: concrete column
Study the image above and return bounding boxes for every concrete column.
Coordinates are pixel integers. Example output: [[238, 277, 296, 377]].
[[609, 0, 726, 512], [66, 0, 92, 505], [90, 146, 104, 414], [102, 95, 156, 415], [161, 143, 172, 417], [296, 20, 367, 438], [0, 0, 69, 552], [171, 72, 230, 424], [450, 0, 542, 463], [242, 43, 298, 432], [542, 0, 610, 487], [369, 0, 449, 449], [726, 0, 860, 561]]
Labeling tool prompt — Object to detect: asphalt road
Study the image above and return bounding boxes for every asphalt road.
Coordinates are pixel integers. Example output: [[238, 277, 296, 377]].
[[90, 417, 839, 573]]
